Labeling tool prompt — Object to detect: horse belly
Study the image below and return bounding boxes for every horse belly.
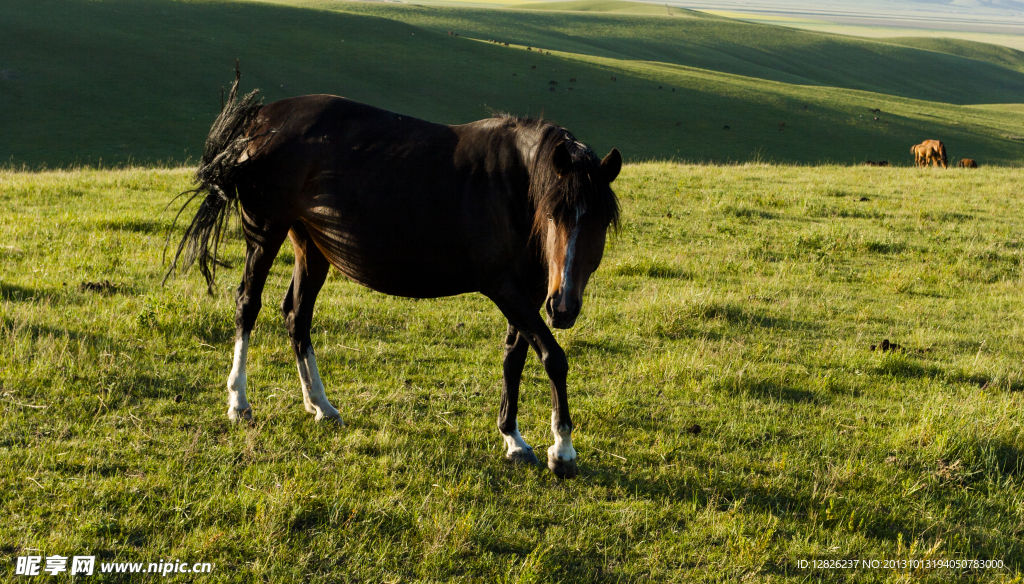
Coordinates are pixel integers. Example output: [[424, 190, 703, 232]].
[[300, 201, 479, 299]]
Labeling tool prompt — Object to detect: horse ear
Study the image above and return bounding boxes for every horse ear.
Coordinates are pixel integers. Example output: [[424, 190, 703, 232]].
[[552, 142, 572, 177], [600, 148, 622, 183]]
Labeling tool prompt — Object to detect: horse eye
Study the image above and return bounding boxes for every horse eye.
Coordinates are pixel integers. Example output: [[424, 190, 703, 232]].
[[547, 214, 553, 222]]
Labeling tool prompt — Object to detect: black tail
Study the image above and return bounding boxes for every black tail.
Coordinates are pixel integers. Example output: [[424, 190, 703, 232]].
[[165, 64, 264, 294]]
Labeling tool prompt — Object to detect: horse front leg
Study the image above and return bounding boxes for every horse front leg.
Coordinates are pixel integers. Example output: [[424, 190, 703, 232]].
[[488, 288, 578, 479], [540, 337, 577, 479], [499, 323, 539, 465]]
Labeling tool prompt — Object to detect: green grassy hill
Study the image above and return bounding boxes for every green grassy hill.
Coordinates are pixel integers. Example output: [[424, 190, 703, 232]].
[[333, 0, 1024, 104], [515, 0, 691, 14], [881, 36, 1024, 74], [2, 0, 1024, 166]]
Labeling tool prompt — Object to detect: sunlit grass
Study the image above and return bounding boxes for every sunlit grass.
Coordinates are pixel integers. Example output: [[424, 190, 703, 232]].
[[1, 164, 1023, 581]]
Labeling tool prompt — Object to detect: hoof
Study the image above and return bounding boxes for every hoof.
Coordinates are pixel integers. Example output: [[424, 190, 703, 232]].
[[315, 409, 344, 425], [227, 405, 252, 422], [548, 456, 579, 479], [506, 447, 540, 466]]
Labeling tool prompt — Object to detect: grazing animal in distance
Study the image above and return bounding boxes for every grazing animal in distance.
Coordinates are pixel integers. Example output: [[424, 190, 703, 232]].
[[864, 160, 889, 167], [925, 140, 948, 168], [911, 144, 925, 166], [168, 70, 623, 479], [911, 140, 947, 168], [959, 158, 978, 168]]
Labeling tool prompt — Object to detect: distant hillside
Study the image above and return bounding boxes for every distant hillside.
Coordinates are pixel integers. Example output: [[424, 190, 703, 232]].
[[892, 0, 1024, 9], [882, 36, 1024, 73], [1, 0, 1023, 166], [518, 0, 697, 14], [326, 0, 1024, 105]]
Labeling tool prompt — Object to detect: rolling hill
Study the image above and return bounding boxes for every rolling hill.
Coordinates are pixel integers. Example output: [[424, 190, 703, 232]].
[[1, 0, 1023, 165]]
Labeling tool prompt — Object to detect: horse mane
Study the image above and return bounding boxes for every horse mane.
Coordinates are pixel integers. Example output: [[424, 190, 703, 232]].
[[500, 116, 618, 237]]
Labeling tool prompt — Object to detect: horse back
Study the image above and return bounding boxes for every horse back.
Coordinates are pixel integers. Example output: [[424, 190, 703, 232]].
[[240, 96, 537, 298]]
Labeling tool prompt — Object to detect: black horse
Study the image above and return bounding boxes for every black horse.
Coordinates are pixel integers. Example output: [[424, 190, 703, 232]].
[[169, 73, 621, 478]]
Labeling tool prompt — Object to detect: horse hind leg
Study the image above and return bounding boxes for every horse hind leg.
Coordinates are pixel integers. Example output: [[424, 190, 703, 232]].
[[228, 230, 289, 421], [280, 277, 314, 415], [283, 225, 342, 424]]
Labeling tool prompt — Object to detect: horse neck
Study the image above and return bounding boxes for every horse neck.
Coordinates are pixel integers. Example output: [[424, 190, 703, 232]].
[[514, 123, 565, 209], [511, 124, 549, 176]]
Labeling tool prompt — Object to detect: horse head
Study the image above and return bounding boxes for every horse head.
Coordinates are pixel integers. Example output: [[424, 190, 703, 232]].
[[533, 133, 621, 329]]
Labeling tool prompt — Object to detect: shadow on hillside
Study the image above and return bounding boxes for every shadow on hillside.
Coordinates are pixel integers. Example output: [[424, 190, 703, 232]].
[[10, 0, 1024, 165], [0, 282, 49, 302]]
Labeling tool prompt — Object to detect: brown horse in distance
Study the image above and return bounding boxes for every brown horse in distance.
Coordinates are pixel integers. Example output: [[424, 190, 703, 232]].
[[911, 140, 947, 168], [959, 158, 978, 168], [911, 144, 925, 167], [168, 72, 622, 479]]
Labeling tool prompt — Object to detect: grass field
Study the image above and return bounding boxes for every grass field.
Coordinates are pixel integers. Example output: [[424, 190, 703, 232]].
[[2, 163, 1024, 581], [3, 0, 1024, 166]]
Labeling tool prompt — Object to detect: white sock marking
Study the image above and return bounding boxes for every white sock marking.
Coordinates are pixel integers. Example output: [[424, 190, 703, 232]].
[[296, 346, 341, 423], [547, 411, 576, 462], [226, 334, 250, 420], [501, 422, 533, 457]]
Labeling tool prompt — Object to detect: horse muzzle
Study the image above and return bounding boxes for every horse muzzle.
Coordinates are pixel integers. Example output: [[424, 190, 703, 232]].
[[545, 293, 581, 329]]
